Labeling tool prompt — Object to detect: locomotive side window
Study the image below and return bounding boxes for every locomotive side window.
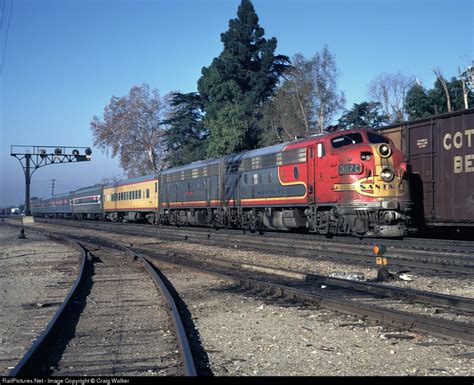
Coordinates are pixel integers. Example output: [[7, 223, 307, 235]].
[[331, 133, 363, 148], [253, 174, 258, 184], [367, 133, 389, 144], [317, 143, 326, 158]]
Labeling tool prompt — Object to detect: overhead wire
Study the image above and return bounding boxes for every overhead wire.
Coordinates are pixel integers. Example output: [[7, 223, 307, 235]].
[[1, 0, 6, 30], [0, 0, 13, 75]]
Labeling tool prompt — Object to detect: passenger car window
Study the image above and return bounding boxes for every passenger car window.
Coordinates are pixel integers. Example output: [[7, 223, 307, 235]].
[[331, 133, 363, 148]]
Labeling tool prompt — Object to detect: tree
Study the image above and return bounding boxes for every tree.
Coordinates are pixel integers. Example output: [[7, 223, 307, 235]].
[[259, 49, 345, 145], [338, 102, 389, 129], [90, 84, 170, 177], [311, 46, 346, 132], [447, 76, 474, 111], [427, 76, 474, 115], [259, 54, 314, 146], [404, 82, 434, 120], [459, 65, 473, 109], [433, 68, 451, 113], [368, 72, 415, 122], [163, 92, 208, 167], [197, 0, 288, 157]]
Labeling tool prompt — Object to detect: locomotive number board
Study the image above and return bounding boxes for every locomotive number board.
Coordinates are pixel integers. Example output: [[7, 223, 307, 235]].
[[338, 163, 363, 175]]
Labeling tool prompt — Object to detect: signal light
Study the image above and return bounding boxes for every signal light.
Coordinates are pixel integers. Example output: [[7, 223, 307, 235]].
[[85, 147, 92, 156], [39, 149, 46, 158], [373, 244, 386, 255], [54, 147, 62, 155], [72, 149, 80, 156]]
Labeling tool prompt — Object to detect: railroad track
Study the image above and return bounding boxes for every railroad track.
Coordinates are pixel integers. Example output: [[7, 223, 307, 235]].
[[10, 236, 197, 377], [133, 247, 474, 344], [19, 225, 472, 345], [33, 218, 474, 274]]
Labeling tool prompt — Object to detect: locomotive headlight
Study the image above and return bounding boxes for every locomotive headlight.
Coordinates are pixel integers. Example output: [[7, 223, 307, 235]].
[[377, 143, 391, 158], [380, 168, 394, 182]]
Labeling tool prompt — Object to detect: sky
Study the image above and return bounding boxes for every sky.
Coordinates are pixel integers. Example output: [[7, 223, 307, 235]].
[[0, 0, 472, 207]]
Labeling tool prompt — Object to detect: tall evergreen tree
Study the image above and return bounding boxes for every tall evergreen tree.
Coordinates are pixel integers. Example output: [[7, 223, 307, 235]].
[[163, 92, 208, 167], [198, 0, 288, 157], [404, 83, 434, 120]]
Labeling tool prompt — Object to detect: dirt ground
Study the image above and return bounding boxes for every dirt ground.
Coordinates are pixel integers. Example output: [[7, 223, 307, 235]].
[[1, 221, 473, 376]]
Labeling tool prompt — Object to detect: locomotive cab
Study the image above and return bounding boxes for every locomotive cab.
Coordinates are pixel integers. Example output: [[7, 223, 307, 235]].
[[315, 129, 412, 237]]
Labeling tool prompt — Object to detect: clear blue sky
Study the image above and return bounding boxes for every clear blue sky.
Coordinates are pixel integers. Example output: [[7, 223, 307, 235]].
[[1, 0, 472, 206]]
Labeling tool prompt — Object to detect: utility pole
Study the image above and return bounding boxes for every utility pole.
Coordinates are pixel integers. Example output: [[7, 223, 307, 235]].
[[52, 179, 55, 197], [11, 145, 92, 217]]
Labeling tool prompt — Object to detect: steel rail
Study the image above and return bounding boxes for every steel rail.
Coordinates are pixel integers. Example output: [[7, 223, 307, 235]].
[[153, 250, 474, 312], [10, 241, 88, 376], [145, 256, 474, 344], [306, 274, 474, 313], [35, 217, 474, 251], [121, 245, 197, 377], [34, 218, 474, 273]]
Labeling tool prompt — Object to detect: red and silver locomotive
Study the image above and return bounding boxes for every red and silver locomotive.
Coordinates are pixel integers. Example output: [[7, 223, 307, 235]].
[[31, 128, 413, 238], [158, 128, 413, 237]]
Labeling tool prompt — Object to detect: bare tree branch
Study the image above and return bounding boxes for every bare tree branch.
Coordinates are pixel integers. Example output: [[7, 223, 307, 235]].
[[90, 84, 171, 177]]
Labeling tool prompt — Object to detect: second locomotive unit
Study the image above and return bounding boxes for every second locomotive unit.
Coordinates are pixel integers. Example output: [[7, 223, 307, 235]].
[[32, 128, 413, 238]]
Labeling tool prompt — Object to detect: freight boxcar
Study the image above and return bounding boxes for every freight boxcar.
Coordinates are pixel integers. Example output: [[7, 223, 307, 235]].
[[379, 108, 474, 228]]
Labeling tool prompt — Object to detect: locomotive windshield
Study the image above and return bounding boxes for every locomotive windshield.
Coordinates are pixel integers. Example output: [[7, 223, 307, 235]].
[[367, 133, 389, 144], [331, 133, 363, 148]]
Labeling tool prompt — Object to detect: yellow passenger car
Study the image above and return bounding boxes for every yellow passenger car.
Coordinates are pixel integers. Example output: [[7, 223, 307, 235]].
[[103, 175, 158, 222]]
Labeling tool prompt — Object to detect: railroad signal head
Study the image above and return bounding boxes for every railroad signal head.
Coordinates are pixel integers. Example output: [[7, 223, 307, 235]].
[[85, 147, 92, 156], [373, 244, 386, 255], [72, 149, 80, 156], [54, 147, 62, 156]]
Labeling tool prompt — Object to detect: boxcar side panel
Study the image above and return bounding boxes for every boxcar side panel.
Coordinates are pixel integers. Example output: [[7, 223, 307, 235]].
[[381, 108, 474, 226], [437, 113, 474, 223]]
